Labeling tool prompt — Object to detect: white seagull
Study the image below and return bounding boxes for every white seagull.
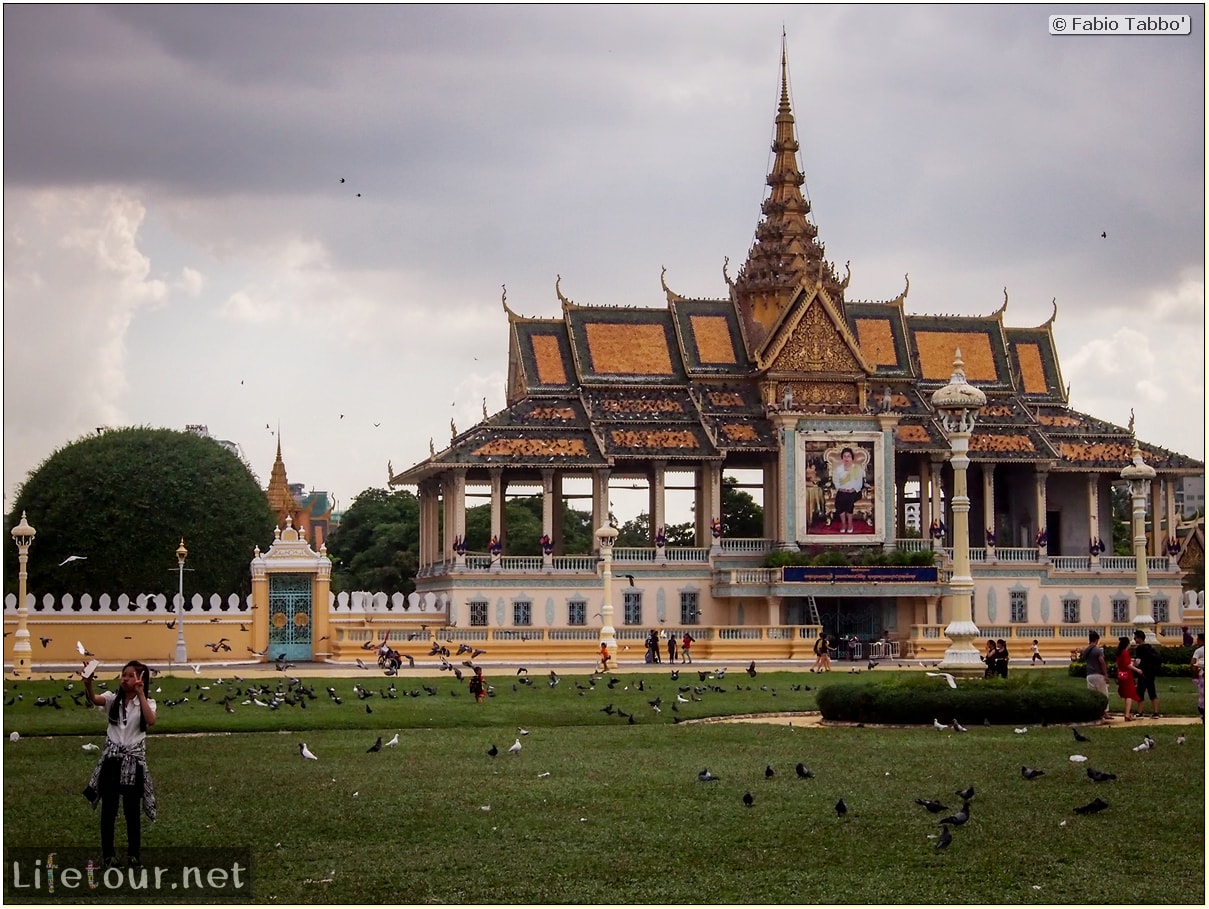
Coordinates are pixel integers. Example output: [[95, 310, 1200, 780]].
[[299, 743, 319, 761], [926, 672, 958, 689], [59, 555, 87, 567], [508, 738, 522, 755]]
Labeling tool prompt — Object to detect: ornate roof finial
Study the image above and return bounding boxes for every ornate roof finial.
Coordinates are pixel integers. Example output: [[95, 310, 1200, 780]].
[[482, 397, 489, 421], [994, 287, 1009, 317], [723, 256, 733, 289], [555, 274, 574, 310], [1128, 407, 1135, 437], [660, 265, 683, 303], [1042, 297, 1058, 328], [429, 437, 435, 457], [450, 418, 458, 439]]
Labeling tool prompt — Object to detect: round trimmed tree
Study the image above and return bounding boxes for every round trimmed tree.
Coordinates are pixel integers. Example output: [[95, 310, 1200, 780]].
[[4, 427, 276, 598]]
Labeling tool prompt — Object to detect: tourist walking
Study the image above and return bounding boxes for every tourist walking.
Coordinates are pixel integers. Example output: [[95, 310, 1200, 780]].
[[1115, 636, 1142, 720], [1192, 632, 1205, 720], [1132, 629, 1162, 717], [681, 631, 694, 664], [1081, 631, 1110, 719]]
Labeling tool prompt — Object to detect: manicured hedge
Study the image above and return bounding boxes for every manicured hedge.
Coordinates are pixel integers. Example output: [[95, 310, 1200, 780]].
[[817, 674, 1107, 725], [763, 547, 936, 568]]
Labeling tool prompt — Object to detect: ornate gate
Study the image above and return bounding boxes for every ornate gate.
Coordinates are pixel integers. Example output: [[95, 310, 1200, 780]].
[[268, 573, 312, 662]]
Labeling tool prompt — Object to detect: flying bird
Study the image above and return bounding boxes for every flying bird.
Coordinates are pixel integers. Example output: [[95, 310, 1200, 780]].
[[1101, 231, 1107, 238], [747, 661, 757, 677], [39, 637, 52, 648], [299, 743, 318, 761], [624, 574, 635, 587], [1072, 727, 1091, 743], [743, 791, 754, 808], [59, 555, 87, 567], [1073, 797, 1109, 815], [367, 736, 383, 753], [926, 671, 957, 689], [935, 825, 953, 851], [1021, 766, 1046, 781]]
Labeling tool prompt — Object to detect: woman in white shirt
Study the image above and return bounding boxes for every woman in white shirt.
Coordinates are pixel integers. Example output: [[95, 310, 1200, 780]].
[[831, 447, 866, 534], [82, 660, 158, 869]]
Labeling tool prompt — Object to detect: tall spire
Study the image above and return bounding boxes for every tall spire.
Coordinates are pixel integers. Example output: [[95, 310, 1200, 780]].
[[265, 432, 296, 520], [733, 34, 844, 353]]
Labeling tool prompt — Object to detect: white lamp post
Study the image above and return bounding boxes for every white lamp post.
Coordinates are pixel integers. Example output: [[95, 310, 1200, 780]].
[[931, 350, 987, 674], [9, 512, 36, 679], [1120, 445, 1157, 642], [596, 524, 619, 654], [173, 538, 189, 664]]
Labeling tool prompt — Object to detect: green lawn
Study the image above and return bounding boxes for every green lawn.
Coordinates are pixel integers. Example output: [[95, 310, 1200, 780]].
[[3, 670, 1204, 904]]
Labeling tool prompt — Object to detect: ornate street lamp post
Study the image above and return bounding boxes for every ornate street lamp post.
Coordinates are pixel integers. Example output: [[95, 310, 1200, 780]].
[[9, 512, 36, 679], [1120, 445, 1157, 643], [931, 351, 987, 674], [174, 538, 189, 664], [596, 524, 619, 655]]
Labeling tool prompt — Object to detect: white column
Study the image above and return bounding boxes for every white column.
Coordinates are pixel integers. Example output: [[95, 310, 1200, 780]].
[[1087, 475, 1101, 564], [1034, 467, 1049, 555], [982, 463, 996, 548], [938, 431, 981, 672], [651, 461, 666, 544]]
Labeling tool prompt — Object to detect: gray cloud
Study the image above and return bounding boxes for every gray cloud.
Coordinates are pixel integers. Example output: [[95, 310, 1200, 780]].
[[3, 4, 1203, 511]]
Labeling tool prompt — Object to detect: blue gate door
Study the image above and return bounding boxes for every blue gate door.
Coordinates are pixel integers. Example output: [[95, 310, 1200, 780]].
[[268, 573, 313, 662]]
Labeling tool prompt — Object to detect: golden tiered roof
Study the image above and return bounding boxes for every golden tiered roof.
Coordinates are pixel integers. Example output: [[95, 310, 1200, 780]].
[[390, 45, 1201, 487]]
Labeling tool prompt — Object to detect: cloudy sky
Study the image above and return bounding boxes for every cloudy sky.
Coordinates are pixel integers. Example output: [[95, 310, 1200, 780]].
[[4, 4, 1204, 524]]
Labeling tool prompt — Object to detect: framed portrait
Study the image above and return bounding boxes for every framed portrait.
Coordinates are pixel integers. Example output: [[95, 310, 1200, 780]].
[[796, 432, 885, 544]]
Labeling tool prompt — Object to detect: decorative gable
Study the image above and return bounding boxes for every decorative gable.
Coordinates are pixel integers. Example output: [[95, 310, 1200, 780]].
[[759, 289, 871, 377]]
